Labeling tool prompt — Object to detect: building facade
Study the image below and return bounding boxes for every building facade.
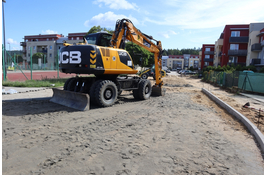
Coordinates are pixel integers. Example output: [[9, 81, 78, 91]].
[[201, 44, 215, 69], [20, 33, 87, 69], [247, 23, 264, 69], [167, 55, 199, 70], [210, 23, 264, 69]]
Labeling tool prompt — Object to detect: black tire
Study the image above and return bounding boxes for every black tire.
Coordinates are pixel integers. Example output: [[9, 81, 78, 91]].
[[133, 89, 140, 100], [141, 73, 148, 79], [89, 80, 102, 104], [138, 79, 152, 100], [94, 80, 118, 107], [63, 78, 74, 90], [66, 78, 78, 91]]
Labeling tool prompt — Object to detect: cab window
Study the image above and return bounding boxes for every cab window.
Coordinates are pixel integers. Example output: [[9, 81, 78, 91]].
[[99, 34, 112, 47]]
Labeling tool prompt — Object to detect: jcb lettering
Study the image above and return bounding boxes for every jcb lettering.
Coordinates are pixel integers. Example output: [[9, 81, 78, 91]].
[[60, 51, 81, 64]]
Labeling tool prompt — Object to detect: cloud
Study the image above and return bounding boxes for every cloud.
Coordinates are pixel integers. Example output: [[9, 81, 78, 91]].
[[158, 30, 178, 38], [145, 0, 264, 29], [93, 0, 138, 10], [84, 11, 139, 28], [42, 29, 58, 34], [7, 38, 18, 45]]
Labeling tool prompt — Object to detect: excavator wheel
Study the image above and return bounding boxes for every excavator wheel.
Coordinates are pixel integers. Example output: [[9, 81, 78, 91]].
[[94, 80, 118, 107], [138, 79, 152, 100], [89, 80, 102, 105], [67, 78, 78, 91], [133, 89, 140, 100], [141, 73, 148, 79], [63, 78, 74, 90]]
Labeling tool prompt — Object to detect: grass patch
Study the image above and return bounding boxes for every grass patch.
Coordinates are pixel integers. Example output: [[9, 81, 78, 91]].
[[2, 78, 69, 88]]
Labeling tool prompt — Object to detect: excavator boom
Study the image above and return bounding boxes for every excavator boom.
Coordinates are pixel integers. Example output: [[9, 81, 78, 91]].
[[111, 19, 165, 95]]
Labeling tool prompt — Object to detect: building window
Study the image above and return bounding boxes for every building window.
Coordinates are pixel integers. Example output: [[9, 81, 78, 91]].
[[229, 56, 238, 63], [205, 55, 210, 58], [50, 53, 52, 58], [34, 46, 36, 50], [230, 44, 239, 50], [204, 62, 209, 66], [28, 46, 31, 50], [50, 46, 52, 50], [77, 37, 79, 40], [205, 48, 210, 51], [71, 37, 74, 40], [231, 31, 240, 37], [47, 38, 49, 41]]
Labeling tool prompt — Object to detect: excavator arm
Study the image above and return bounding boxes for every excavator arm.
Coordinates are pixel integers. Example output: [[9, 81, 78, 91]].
[[110, 19, 164, 88]]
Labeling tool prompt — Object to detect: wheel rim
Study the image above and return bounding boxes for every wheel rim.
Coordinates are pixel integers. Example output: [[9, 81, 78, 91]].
[[142, 74, 147, 79], [104, 88, 113, 100], [145, 86, 149, 94]]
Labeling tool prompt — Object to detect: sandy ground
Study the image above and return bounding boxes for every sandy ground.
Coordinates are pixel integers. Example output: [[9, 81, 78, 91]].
[[2, 74, 264, 175]]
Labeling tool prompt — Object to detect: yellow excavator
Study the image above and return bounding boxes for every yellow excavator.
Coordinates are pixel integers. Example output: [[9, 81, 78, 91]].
[[50, 18, 165, 110]]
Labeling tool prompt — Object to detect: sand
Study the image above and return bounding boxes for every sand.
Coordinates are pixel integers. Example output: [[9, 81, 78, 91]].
[[2, 75, 264, 174]]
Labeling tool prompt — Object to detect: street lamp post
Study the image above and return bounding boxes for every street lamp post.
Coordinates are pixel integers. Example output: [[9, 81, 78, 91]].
[[2, 0, 7, 80]]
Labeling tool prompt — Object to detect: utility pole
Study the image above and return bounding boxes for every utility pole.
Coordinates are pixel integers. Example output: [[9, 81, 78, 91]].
[[2, 0, 7, 80]]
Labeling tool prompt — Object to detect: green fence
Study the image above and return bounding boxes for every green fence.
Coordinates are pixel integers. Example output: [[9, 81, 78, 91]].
[[203, 71, 264, 93], [238, 72, 264, 93]]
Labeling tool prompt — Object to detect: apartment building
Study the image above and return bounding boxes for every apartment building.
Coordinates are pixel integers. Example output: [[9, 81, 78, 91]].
[[162, 56, 168, 67], [221, 24, 249, 67], [247, 23, 264, 69], [201, 44, 215, 69], [212, 23, 264, 69], [167, 55, 199, 70], [20, 32, 86, 69]]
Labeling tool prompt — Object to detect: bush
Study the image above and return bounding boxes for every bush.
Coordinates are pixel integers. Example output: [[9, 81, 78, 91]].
[[216, 65, 223, 71], [259, 67, 264, 73]]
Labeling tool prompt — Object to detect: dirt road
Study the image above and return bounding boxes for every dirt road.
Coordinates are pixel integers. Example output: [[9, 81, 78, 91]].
[[2, 75, 264, 174]]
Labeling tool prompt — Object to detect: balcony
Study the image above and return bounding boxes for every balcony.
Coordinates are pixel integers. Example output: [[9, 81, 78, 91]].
[[228, 49, 247, 56], [204, 51, 214, 55], [251, 43, 262, 52], [204, 58, 213, 62], [250, 58, 261, 65], [37, 49, 47, 53], [20, 42, 26, 46], [229, 36, 249, 43]]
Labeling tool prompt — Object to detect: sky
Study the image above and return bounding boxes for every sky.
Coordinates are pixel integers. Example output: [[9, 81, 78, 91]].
[[1, 0, 264, 51]]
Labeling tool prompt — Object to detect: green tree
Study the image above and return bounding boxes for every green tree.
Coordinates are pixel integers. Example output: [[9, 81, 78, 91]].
[[86, 25, 114, 35], [125, 42, 153, 67]]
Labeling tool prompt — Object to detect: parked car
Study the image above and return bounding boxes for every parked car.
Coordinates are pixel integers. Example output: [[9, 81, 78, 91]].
[[181, 70, 197, 75]]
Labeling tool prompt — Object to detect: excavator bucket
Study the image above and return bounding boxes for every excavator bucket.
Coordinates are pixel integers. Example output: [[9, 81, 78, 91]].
[[50, 88, 90, 111], [151, 86, 166, 96]]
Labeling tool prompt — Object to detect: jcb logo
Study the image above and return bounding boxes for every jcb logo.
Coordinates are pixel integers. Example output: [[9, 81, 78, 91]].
[[60, 51, 81, 64]]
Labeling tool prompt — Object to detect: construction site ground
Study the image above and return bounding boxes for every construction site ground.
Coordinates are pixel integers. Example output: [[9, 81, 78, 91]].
[[2, 73, 264, 174]]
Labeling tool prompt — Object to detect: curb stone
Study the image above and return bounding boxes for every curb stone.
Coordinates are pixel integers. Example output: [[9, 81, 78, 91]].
[[202, 88, 264, 154]]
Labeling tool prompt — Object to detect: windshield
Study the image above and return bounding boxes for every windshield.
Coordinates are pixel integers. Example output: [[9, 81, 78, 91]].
[[84, 34, 98, 45]]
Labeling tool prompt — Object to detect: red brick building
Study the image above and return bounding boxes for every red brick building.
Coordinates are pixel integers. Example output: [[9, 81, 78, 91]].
[[201, 44, 215, 69]]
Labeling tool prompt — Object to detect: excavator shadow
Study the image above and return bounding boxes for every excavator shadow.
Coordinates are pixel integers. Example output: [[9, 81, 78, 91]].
[[2, 93, 142, 117]]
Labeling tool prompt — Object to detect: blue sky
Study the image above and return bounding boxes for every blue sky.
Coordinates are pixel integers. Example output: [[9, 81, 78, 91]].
[[2, 0, 264, 51]]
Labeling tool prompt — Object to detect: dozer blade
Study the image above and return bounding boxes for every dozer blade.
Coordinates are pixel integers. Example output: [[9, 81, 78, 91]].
[[151, 86, 166, 96], [50, 88, 90, 111]]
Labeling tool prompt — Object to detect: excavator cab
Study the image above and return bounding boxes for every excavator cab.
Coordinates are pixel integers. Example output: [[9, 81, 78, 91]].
[[84, 32, 112, 47]]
